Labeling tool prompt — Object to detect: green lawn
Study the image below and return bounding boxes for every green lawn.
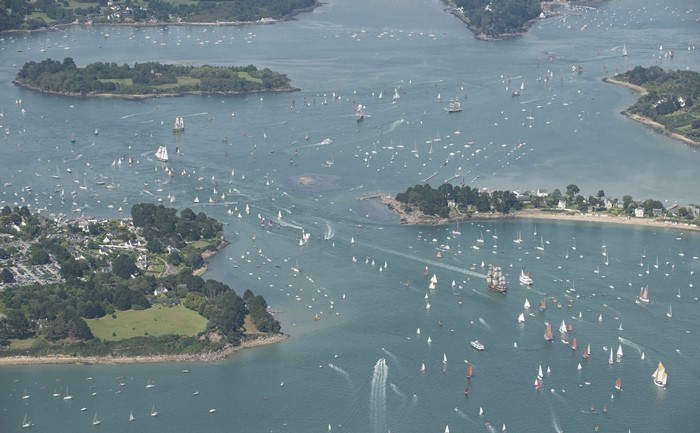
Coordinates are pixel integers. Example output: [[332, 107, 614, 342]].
[[237, 72, 263, 84], [86, 304, 208, 341]]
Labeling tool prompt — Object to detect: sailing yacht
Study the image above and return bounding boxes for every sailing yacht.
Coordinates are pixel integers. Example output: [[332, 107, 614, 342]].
[[129, 410, 135, 421], [173, 116, 185, 132], [651, 362, 667, 387], [666, 304, 673, 318], [155, 145, 169, 162], [616, 344, 624, 362], [513, 231, 523, 244], [637, 286, 650, 304], [22, 414, 31, 428], [92, 413, 101, 426], [150, 405, 159, 417]]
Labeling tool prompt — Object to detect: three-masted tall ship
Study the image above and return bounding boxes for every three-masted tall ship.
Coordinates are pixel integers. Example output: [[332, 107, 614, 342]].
[[173, 116, 185, 133], [486, 265, 507, 293]]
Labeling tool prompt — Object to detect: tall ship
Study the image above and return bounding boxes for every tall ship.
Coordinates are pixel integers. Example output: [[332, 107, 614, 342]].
[[486, 265, 507, 293], [446, 98, 462, 113], [155, 145, 169, 162], [355, 104, 364, 122], [173, 116, 185, 133]]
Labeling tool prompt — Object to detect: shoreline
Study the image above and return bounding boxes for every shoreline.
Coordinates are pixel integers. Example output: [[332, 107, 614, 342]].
[[603, 77, 700, 147], [0, 333, 289, 366], [12, 80, 299, 100], [376, 194, 700, 233]]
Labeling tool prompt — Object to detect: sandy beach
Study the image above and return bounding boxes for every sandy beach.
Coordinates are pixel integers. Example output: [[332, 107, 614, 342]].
[[0, 333, 289, 366]]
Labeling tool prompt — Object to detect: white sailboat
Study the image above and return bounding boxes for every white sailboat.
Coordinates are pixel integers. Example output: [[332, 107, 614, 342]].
[[616, 344, 623, 362], [146, 378, 155, 388], [517, 312, 525, 323], [523, 298, 531, 309], [155, 145, 169, 162], [129, 410, 135, 421], [150, 405, 159, 417], [22, 414, 31, 428], [666, 304, 672, 318], [92, 413, 101, 426], [608, 346, 614, 365], [622, 43, 628, 57]]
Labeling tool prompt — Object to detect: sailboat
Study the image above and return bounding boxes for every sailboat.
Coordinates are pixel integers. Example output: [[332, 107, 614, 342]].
[[92, 413, 101, 426], [129, 410, 135, 421], [150, 405, 159, 417], [517, 312, 526, 323], [536, 237, 545, 251], [616, 344, 623, 362], [622, 43, 628, 57], [355, 104, 364, 122], [651, 362, 667, 387], [446, 98, 462, 113], [582, 343, 591, 359], [608, 346, 614, 365], [637, 286, 650, 304], [146, 378, 155, 388], [543, 322, 554, 341], [614, 378, 622, 391], [63, 387, 73, 400], [466, 363, 473, 379], [22, 414, 31, 428], [666, 304, 673, 318], [513, 231, 523, 244], [155, 145, 169, 162], [486, 265, 507, 293], [173, 116, 185, 132], [524, 298, 531, 309], [392, 88, 400, 100], [571, 338, 577, 351]]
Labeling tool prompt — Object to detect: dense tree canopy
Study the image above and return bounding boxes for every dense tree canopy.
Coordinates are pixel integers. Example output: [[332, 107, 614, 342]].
[[453, 0, 542, 37], [614, 66, 700, 141], [395, 184, 523, 216], [15, 58, 296, 96]]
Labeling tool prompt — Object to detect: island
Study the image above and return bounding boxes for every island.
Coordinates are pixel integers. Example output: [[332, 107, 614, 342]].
[[373, 183, 700, 231], [13, 58, 297, 98], [0, 0, 318, 32], [604, 66, 700, 146], [0, 204, 285, 365]]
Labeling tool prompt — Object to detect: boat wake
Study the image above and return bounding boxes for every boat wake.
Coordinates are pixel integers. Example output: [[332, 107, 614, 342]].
[[386, 118, 405, 133], [478, 317, 492, 330], [328, 363, 351, 381], [380, 348, 399, 365], [322, 219, 335, 240], [618, 337, 644, 356], [389, 382, 406, 400], [551, 414, 564, 433], [370, 358, 388, 433]]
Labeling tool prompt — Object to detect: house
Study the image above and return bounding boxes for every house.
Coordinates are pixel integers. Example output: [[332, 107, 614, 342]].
[[652, 208, 663, 218], [634, 207, 645, 218], [557, 200, 567, 210], [536, 189, 548, 198]]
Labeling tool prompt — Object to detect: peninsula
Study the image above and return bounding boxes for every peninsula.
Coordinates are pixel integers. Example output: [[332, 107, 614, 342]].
[[13, 58, 297, 98], [604, 66, 700, 147], [374, 183, 700, 232], [0, 204, 284, 365]]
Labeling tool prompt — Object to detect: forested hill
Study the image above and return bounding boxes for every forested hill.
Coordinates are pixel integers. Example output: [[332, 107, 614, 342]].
[[449, 0, 542, 38], [0, 0, 317, 32], [613, 66, 700, 142], [14, 58, 297, 97]]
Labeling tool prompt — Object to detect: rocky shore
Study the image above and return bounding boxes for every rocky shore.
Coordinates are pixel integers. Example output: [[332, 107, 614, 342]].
[[0, 333, 289, 366]]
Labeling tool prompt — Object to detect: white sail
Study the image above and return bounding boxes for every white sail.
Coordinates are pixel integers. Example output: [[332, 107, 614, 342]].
[[155, 145, 169, 162], [518, 312, 525, 323], [524, 298, 530, 309]]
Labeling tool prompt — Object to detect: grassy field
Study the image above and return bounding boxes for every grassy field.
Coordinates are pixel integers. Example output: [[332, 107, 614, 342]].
[[237, 72, 263, 84], [86, 304, 208, 341]]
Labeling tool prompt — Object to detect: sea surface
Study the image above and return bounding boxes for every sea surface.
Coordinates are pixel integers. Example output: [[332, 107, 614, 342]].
[[1, 0, 699, 432]]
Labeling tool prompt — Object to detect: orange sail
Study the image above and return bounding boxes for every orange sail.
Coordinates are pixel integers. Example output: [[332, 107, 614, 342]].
[[467, 364, 473, 379], [544, 322, 553, 341]]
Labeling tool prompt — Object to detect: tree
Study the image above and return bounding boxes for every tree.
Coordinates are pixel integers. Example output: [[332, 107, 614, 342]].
[[112, 254, 138, 279], [566, 184, 580, 201], [0, 267, 14, 283]]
